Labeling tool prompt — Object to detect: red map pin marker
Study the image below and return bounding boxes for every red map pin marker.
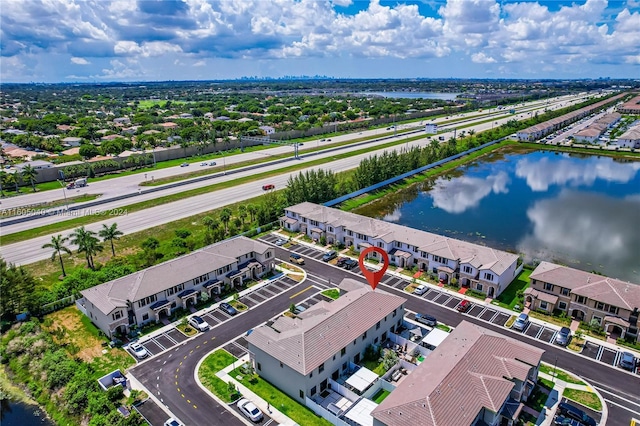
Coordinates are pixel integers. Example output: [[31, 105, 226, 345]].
[[359, 247, 389, 291]]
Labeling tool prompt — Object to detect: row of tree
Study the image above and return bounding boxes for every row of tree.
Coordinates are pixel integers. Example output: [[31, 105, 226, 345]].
[[0, 164, 39, 195]]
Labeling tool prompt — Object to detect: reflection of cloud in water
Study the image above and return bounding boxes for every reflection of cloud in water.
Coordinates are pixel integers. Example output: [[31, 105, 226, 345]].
[[515, 157, 640, 192], [518, 190, 640, 282], [383, 209, 402, 222], [430, 171, 510, 214]]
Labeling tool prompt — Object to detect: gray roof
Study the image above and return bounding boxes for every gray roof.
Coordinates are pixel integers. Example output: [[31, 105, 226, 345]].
[[287, 202, 518, 275], [530, 261, 640, 311], [81, 236, 270, 315], [246, 280, 405, 375], [372, 321, 544, 426]]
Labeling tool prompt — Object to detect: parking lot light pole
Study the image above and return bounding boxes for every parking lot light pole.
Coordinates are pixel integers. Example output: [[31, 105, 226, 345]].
[[552, 356, 558, 382]]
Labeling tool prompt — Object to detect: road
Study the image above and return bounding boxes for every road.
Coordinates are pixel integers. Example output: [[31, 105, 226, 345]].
[[129, 248, 640, 426], [0, 95, 594, 266]]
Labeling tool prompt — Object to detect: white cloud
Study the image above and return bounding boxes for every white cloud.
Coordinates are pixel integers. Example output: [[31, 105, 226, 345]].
[[430, 171, 510, 214], [71, 57, 90, 65], [471, 52, 496, 63]]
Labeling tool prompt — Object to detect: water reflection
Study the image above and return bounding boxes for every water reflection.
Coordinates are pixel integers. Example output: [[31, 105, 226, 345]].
[[430, 171, 510, 214], [515, 155, 640, 191], [518, 190, 640, 281]]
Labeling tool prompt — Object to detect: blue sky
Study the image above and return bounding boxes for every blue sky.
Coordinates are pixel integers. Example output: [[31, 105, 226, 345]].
[[1, 0, 638, 83]]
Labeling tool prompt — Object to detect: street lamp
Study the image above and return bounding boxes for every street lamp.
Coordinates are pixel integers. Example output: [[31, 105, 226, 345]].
[[58, 180, 69, 211]]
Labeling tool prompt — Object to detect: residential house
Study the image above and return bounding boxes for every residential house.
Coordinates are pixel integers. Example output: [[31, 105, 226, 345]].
[[617, 95, 640, 114], [282, 202, 519, 298], [259, 125, 275, 135], [372, 321, 545, 426], [246, 281, 406, 403], [77, 236, 274, 339], [616, 126, 640, 149], [62, 136, 83, 147], [526, 261, 640, 342]]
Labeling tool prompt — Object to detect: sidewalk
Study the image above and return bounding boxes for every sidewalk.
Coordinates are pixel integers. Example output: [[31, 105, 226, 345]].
[[274, 230, 640, 360], [217, 354, 299, 426]]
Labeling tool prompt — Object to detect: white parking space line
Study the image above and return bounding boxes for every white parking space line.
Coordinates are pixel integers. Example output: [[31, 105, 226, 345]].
[[596, 345, 604, 361], [548, 330, 558, 343], [165, 333, 178, 345], [489, 311, 500, 322], [152, 339, 166, 351], [535, 327, 544, 339]]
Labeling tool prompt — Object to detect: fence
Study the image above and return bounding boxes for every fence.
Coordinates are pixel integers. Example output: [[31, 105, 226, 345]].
[[40, 294, 77, 314]]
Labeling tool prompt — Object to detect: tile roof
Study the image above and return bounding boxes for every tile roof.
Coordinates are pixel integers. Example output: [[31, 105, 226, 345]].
[[371, 321, 544, 426], [287, 203, 518, 275], [245, 280, 405, 375], [530, 261, 640, 311], [80, 236, 270, 315]]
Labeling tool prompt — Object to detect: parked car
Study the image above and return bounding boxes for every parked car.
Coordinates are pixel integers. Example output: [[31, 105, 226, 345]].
[[619, 351, 637, 371], [262, 184, 275, 190], [555, 327, 572, 346], [188, 315, 210, 332], [275, 238, 287, 246], [553, 415, 583, 426], [456, 300, 471, 312], [289, 253, 305, 265], [130, 342, 148, 359], [322, 250, 338, 262], [413, 284, 428, 296], [415, 313, 437, 327], [336, 257, 348, 267], [512, 313, 530, 331], [220, 302, 237, 316], [343, 259, 358, 270], [180, 162, 189, 167], [163, 418, 184, 426], [557, 402, 597, 426], [237, 398, 263, 422]]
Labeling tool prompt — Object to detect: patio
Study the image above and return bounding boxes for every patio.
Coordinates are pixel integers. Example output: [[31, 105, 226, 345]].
[[311, 388, 355, 417]]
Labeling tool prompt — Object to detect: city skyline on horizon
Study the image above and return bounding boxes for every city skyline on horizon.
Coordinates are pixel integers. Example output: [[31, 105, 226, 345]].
[[1, 0, 639, 83]]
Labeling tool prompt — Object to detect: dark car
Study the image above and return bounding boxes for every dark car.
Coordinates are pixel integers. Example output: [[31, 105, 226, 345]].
[[557, 402, 597, 426], [336, 257, 348, 267], [343, 259, 358, 270], [415, 313, 437, 327], [553, 415, 584, 426], [619, 351, 637, 371], [555, 327, 572, 346], [220, 302, 237, 316], [262, 184, 275, 190], [322, 250, 337, 262], [456, 300, 471, 312]]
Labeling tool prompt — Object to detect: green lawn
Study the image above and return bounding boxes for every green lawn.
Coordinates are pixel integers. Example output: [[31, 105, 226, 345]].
[[526, 386, 549, 413], [361, 359, 386, 376], [372, 389, 391, 404], [495, 268, 531, 309], [198, 350, 239, 403], [321, 289, 340, 300], [563, 388, 602, 411], [231, 366, 332, 426], [539, 364, 586, 385]]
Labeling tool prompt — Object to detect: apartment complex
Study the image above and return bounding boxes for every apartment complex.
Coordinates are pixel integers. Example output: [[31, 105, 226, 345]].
[[246, 281, 406, 403], [617, 94, 640, 114], [77, 236, 274, 338], [573, 112, 621, 143], [526, 261, 640, 342], [372, 321, 545, 426], [281, 202, 519, 298]]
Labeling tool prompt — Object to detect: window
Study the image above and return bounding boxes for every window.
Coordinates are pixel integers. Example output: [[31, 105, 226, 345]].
[[540, 301, 548, 310], [257, 363, 261, 371], [608, 305, 618, 314], [112, 311, 122, 321], [485, 273, 494, 281], [319, 363, 324, 373], [595, 302, 604, 310], [433, 255, 446, 263], [265, 251, 271, 258], [362, 331, 367, 341], [394, 241, 402, 248], [341, 347, 346, 356], [347, 230, 353, 236], [377, 242, 384, 248], [420, 251, 427, 258], [592, 316, 602, 325], [544, 283, 554, 291], [328, 227, 333, 232], [310, 386, 316, 396], [376, 321, 380, 330], [558, 301, 567, 310], [393, 309, 397, 317], [142, 313, 149, 321], [561, 288, 570, 296], [309, 372, 313, 378], [354, 353, 360, 364], [463, 266, 472, 274], [575, 295, 586, 304], [374, 337, 379, 344], [342, 362, 347, 371], [476, 283, 483, 292], [280, 362, 284, 368], [332, 370, 339, 380], [382, 332, 387, 341], [353, 340, 357, 346], [299, 390, 304, 399]]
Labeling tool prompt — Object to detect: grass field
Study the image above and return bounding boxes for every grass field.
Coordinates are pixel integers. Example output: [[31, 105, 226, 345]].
[[495, 268, 531, 309], [198, 349, 239, 403], [563, 388, 603, 411]]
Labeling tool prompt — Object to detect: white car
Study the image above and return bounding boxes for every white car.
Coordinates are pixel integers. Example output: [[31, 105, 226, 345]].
[[163, 418, 184, 426], [188, 315, 210, 332], [237, 398, 263, 422], [130, 342, 148, 359], [413, 284, 428, 296]]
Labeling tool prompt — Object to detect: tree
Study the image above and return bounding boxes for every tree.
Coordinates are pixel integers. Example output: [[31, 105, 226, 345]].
[[0, 258, 39, 318], [20, 165, 38, 192], [79, 144, 99, 159], [237, 205, 248, 224], [141, 237, 160, 251], [42, 234, 72, 277], [99, 223, 124, 257], [220, 208, 232, 233], [246, 204, 258, 223], [70, 226, 102, 270]]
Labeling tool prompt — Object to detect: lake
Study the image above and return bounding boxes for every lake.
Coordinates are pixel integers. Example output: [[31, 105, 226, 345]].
[[362, 92, 460, 101], [0, 399, 54, 426], [354, 148, 640, 283]]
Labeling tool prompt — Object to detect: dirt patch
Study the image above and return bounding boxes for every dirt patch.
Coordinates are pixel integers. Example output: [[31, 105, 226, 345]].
[[43, 306, 106, 361]]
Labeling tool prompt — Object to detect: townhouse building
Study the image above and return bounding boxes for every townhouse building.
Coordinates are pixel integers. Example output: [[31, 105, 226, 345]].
[[372, 321, 545, 426], [526, 261, 640, 342], [77, 236, 274, 339], [617, 95, 640, 114], [245, 282, 406, 403], [281, 202, 519, 298], [617, 126, 640, 149]]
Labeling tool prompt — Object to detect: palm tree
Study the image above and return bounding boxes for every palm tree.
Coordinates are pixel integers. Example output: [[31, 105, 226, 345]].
[[42, 235, 72, 277], [247, 204, 258, 223], [70, 226, 102, 269], [99, 223, 124, 257], [220, 208, 232, 233], [238, 205, 248, 224], [21, 165, 38, 192], [0, 170, 5, 197]]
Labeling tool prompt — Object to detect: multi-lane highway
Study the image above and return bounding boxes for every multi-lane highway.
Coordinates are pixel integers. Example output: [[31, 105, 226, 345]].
[[0, 94, 595, 266], [129, 243, 640, 426]]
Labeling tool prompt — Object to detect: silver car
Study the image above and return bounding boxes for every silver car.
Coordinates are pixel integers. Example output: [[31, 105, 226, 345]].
[[512, 313, 529, 331]]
